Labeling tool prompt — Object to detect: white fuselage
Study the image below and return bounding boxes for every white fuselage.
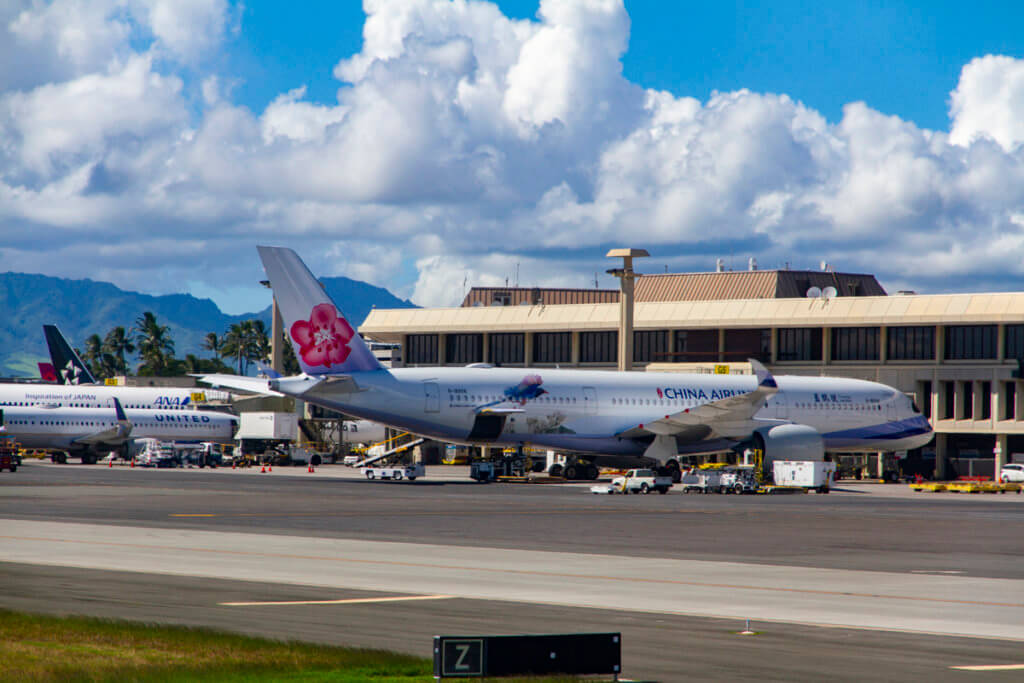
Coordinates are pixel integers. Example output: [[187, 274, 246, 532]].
[[273, 367, 932, 457], [2, 405, 238, 451], [0, 385, 208, 411]]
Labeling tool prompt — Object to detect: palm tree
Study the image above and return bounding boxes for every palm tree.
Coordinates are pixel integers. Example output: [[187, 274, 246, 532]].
[[102, 326, 135, 375], [219, 320, 271, 375], [202, 332, 220, 358], [81, 334, 105, 378], [134, 312, 175, 375]]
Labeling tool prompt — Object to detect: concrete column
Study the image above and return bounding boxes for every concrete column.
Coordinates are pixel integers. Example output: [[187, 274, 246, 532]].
[[998, 324, 1006, 362], [934, 433, 948, 480], [994, 434, 1008, 482], [822, 327, 831, 366], [931, 372, 941, 423], [993, 376, 1004, 424], [717, 328, 726, 363], [437, 334, 446, 366], [481, 332, 489, 364], [879, 326, 888, 364], [524, 333, 534, 368], [606, 248, 649, 372], [770, 328, 778, 364], [270, 298, 284, 374], [571, 331, 580, 366], [1016, 380, 1024, 422], [953, 381, 964, 421], [973, 380, 984, 423], [935, 325, 944, 363]]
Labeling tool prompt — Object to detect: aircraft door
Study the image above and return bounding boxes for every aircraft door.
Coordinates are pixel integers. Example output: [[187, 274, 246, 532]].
[[583, 387, 597, 415], [424, 382, 440, 413]]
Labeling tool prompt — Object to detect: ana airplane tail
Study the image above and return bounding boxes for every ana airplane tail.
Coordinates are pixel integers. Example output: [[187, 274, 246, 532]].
[[43, 324, 97, 385], [256, 246, 384, 375]]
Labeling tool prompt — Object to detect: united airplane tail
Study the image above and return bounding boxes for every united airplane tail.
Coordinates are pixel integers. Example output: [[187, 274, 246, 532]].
[[256, 246, 384, 375], [43, 324, 97, 385]]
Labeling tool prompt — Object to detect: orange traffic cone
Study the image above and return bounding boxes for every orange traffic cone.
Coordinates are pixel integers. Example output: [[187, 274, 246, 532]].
[[130, 458, 135, 468], [231, 461, 236, 470], [108, 458, 113, 468], [308, 464, 314, 473], [260, 464, 266, 473], [268, 463, 273, 472]]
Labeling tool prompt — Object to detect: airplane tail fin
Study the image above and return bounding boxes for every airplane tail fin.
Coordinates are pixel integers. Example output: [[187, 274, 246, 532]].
[[256, 246, 384, 375], [44, 325, 97, 385]]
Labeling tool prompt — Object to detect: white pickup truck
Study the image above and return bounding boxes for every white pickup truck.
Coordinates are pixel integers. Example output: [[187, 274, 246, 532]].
[[361, 463, 424, 481], [610, 468, 673, 494]]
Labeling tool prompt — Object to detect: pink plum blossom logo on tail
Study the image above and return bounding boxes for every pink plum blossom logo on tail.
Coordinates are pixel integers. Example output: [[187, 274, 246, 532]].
[[290, 303, 355, 369]]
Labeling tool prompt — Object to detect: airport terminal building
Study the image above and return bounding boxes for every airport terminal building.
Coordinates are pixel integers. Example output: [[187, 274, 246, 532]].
[[361, 267, 1024, 479]]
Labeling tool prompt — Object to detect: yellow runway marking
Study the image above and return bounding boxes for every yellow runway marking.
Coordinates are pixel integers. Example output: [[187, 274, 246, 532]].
[[950, 664, 1024, 671], [220, 594, 454, 607], [3, 533, 1024, 610]]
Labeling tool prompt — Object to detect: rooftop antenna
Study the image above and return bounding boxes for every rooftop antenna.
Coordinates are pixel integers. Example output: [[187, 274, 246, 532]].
[[514, 262, 520, 288], [594, 272, 599, 288]]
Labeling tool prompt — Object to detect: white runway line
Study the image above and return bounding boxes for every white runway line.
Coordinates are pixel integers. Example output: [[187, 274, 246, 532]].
[[3, 518, 1024, 641], [949, 664, 1024, 671], [220, 594, 454, 607]]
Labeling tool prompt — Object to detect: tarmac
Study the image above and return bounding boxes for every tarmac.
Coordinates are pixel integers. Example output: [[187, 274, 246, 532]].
[[2, 461, 1023, 681]]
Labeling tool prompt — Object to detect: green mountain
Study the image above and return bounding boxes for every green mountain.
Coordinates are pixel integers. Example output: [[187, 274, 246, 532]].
[[0, 272, 417, 377]]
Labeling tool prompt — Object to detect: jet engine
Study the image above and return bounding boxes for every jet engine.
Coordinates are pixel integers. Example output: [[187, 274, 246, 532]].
[[753, 424, 824, 470]]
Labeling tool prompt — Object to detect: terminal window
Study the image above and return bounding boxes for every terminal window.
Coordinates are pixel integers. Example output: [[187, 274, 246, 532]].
[[673, 329, 718, 362], [406, 334, 439, 365], [777, 328, 823, 362], [1005, 325, 1024, 361], [533, 332, 571, 364], [724, 328, 771, 363], [580, 331, 617, 363], [945, 325, 997, 360], [888, 326, 935, 360], [633, 330, 668, 363], [831, 327, 880, 361], [445, 334, 483, 364], [489, 333, 524, 365]]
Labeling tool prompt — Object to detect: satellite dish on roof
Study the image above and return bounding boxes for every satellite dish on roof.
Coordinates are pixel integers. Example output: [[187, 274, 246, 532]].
[[822, 286, 838, 300], [806, 286, 822, 299]]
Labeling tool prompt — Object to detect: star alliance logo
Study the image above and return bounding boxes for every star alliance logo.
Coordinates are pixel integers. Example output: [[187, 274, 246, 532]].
[[61, 360, 82, 385]]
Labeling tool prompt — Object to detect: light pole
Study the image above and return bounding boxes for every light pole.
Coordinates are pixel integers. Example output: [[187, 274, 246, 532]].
[[260, 280, 284, 374], [606, 248, 649, 371]]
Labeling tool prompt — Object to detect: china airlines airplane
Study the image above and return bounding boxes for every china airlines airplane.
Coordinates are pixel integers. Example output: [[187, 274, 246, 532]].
[[200, 247, 933, 479], [1, 398, 238, 464]]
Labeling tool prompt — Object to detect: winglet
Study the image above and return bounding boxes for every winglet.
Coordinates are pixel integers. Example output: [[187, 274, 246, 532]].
[[112, 397, 132, 438], [749, 358, 777, 389], [255, 360, 282, 379], [113, 397, 129, 423]]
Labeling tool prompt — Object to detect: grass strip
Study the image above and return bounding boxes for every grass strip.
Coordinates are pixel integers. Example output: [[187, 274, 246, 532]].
[[0, 609, 428, 681], [0, 610, 596, 682]]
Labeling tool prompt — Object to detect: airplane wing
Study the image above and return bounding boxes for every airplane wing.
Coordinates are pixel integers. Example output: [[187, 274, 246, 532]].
[[196, 374, 283, 396], [617, 359, 780, 440], [73, 398, 132, 445]]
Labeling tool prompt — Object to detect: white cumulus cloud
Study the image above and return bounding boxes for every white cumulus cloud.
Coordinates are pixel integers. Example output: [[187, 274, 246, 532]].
[[2, 0, 1024, 313]]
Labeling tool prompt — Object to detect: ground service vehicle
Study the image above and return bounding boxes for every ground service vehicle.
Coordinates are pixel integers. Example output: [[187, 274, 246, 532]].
[[611, 468, 672, 494], [0, 435, 18, 472], [772, 460, 835, 492], [361, 463, 424, 481]]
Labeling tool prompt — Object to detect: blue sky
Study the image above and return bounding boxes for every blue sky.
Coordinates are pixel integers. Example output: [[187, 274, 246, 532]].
[[4, 0, 1024, 314], [227, 1, 1022, 133]]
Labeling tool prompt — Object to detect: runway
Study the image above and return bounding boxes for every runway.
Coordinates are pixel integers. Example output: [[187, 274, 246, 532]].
[[2, 462, 1024, 680]]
